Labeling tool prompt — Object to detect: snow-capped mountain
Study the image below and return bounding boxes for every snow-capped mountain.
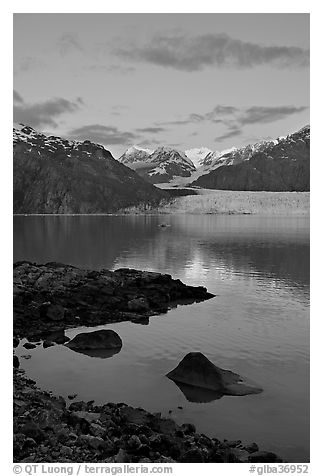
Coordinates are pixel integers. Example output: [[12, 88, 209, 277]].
[[191, 125, 310, 191], [119, 145, 154, 165], [13, 124, 166, 213], [184, 147, 213, 168], [201, 141, 278, 172], [118, 145, 196, 184]]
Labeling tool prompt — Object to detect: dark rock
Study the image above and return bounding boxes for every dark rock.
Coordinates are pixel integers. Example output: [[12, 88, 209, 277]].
[[149, 434, 163, 449], [89, 422, 106, 438], [23, 342, 36, 350], [126, 435, 141, 451], [43, 340, 55, 348], [138, 457, 152, 463], [244, 442, 259, 453], [166, 352, 262, 399], [23, 437, 37, 450], [69, 411, 101, 428], [65, 330, 122, 355], [67, 394, 78, 400], [13, 355, 20, 368], [14, 262, 214, 338], [21, 422, 45, 443], [68, 401, 88, 412], [181, 423, 196, 435], [248, 451, 282, 463], [128, 297, 150, 312], [13, 337, 20, 348], [29, 407, 64, 430], [228, 448, 250, 462], [13, 370, 282, 464], [77, 434, 105, 450], [53, 335, 70, 345], [226, 439, 242, 448], [41, 330, 70, 345], [137, 445, 150, 457], [59, 445, 73, 458], [40, 303, 65, 321], [181, 448, 205, 462], [115, 448, 131, 463]]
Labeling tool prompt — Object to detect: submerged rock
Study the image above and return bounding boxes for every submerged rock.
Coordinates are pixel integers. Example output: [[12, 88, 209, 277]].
[[166, 352, 262, 400], [65, 330, 122, 356]]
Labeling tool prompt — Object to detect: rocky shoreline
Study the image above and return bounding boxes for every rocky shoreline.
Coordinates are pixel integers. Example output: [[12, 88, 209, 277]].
[[14, 261, 214, 339], [13, 370, 282, 463], [13, 261, 282, 463]]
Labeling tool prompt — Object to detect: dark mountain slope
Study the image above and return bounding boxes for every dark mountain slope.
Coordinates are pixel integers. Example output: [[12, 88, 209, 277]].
[[191, 126, 310, 191], [13, 125, 167, 214]]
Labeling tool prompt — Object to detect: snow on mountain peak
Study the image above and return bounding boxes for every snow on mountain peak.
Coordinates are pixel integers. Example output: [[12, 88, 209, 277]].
[[185, 147, 213, 168], [151, 146, 195, 169], [124, 145, 154, 156]]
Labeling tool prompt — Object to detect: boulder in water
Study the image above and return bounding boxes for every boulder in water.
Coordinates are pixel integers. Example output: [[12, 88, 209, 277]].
[[65, 329, 122, 353], [166, 352, 262, 400]]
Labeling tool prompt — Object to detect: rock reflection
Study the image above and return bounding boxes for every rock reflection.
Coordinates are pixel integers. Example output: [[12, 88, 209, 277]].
[[65, 346, 122, 359], [169, 381, 225, 403]]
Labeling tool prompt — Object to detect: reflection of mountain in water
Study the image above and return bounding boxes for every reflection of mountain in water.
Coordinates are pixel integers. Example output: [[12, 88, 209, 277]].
[[13, 215, 309, 297], [13, 215, 160, 269]]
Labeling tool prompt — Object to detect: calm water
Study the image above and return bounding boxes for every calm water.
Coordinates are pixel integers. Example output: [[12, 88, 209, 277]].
[[13, 215, 310, 462]]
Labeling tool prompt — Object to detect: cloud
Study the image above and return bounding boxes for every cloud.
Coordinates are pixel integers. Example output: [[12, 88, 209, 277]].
[[136, 126, 166, 134], [114, 33, 309, 71], [160, 103, 308, 129], [68, 124, 138, 146], [159, 118, 192, 126], [215, 128, 242, 142], [84, 64, 135, 74], [160, 105, 239, 126], [212, 105, 238, 116], [239, 105, 308, 125], [13, 92, 82, 128], [158, 102, 308, 144], [57, 34, 83, 56], [14, 56, 46, 75], [137, 139, 161, 148]]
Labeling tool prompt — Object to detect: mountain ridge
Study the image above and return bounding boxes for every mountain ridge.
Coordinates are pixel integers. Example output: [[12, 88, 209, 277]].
[[13, 124, 167, 214], [191, 125, 310, 191], [119, 145, 196, 184]]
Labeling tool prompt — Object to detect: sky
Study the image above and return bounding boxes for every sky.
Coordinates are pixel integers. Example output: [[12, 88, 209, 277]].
[[13, 13, 310, 158]]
